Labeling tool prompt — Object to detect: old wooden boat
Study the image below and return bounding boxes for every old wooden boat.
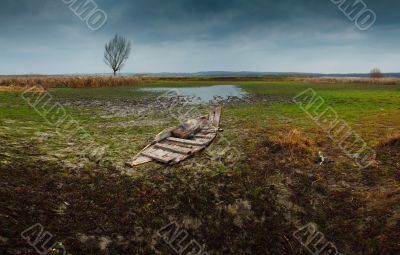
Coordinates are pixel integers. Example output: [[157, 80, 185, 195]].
[[126, 106, 222, 167]]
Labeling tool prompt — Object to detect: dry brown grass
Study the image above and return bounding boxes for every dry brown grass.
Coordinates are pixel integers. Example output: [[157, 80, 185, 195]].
[[281, 128, 315, 150], [354, 182, 400, 210], [0, 75, 294, 90], [378, 133, 400, 148], [0, 85, 47, 93], [3, 75, 400, 89], [292, 77, 400, 85], [264, 128, 315, 156], [0, 75, 144, 89]]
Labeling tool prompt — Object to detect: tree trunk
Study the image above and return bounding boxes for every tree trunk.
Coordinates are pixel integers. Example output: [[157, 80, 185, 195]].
[[113, 70, 116, 76]]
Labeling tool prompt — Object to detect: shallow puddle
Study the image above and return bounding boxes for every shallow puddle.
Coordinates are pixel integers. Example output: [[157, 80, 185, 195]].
[[139, 85, 248, 104]]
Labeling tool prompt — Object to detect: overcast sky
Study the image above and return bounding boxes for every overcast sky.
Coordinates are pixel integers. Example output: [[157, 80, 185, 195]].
[[0, 0, 398, 74]]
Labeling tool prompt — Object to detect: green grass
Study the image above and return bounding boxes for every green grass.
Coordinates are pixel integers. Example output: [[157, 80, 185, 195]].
[[2, 80, 400, 140], [1, 80, 400, 164]]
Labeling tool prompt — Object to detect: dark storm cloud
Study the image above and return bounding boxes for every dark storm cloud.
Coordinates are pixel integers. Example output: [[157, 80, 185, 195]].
[[0, 0, 399, 74]]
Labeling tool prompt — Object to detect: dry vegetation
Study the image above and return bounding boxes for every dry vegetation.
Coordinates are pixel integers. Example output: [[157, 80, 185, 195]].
[[260, 128, 315, 157], [0, 85, 47, 93], [0, 75, 291, 89], [2, 75, 400, 90], [378, 133, 400, 148], [0, 76, 144, 89]]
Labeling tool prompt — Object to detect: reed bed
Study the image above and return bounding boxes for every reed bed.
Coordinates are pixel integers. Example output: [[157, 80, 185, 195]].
[[0, 76, 144, 89], [0, 85, 47, 93], [2, 75, 400, 90]]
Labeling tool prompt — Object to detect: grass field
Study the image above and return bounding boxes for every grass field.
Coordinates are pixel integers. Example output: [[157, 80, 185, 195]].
[[1, 78, 399, 254]]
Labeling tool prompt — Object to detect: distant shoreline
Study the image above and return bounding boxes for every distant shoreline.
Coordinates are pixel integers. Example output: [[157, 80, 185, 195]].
[[1, 71, 400, 78]]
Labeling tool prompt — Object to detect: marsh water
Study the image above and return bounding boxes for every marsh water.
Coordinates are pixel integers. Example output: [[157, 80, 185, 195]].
[[139, 85, 248, 104]]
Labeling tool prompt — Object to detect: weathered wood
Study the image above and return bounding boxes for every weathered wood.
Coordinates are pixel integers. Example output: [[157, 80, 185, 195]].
[[152, 149, 170, 158], [166, 137, 208, 146], [154, 143, 192, 155], [212, 106, 222, 127], [209, 108, 215, 123], [154, 127, 174, 142], [164, 141, 196, 149], [201, 129, 217, 134], [126, 156, 152, 166], [171, 117, 208, 139], [193, 134, 210, 139], [141, 149, 176, 164], [126, 106, 222, 167]]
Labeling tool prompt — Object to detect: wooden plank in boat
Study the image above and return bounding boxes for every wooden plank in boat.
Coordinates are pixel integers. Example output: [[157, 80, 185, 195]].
[[190, 146, 205, 153], [154, 143, 192, 155], [172, 153, 190, 163], [126, 155, 153, 166], [164, 141, 196, 149], [193, 134, 211, 139], [201, 128, 217, 133], [141, 148, 177, 164], [208, 107, 222, 127], [209, 108, 215, 123], [198, 131, 217, 137], [193, 138, 211, 145], [154, 127, 174, 142], [204, 133, 217, 140], [171, 118, 208, 139], [213, 106, 222, 127], [166, 137, 208, 146], [165, 140, 205, 153]]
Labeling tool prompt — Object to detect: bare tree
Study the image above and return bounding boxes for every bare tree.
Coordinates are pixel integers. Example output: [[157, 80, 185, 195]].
[[104, 35, 131, 76], [369, 68, 384, 78]]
